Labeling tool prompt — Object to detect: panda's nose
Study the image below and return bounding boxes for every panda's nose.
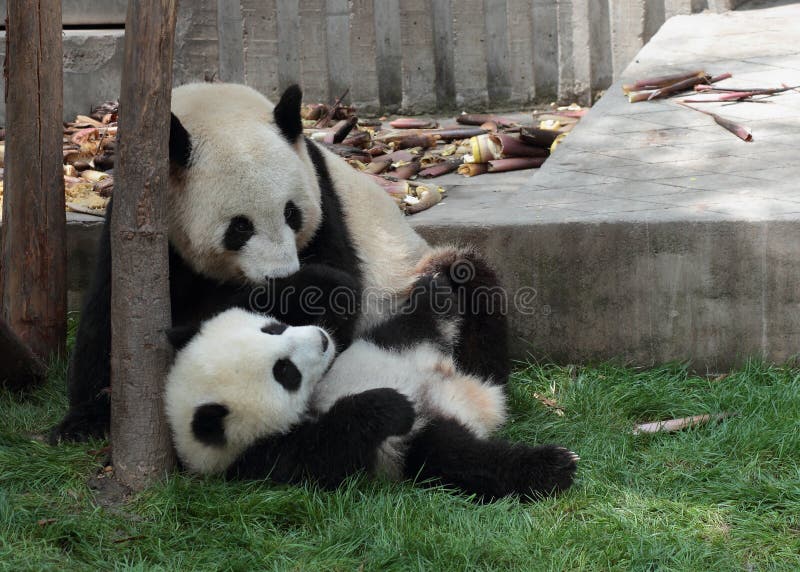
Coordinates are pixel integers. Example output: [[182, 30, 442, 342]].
[[319, 330, 330, 352]]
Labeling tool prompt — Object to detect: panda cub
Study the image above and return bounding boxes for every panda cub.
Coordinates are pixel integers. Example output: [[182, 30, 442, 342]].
[[165, 275, 578, 501]]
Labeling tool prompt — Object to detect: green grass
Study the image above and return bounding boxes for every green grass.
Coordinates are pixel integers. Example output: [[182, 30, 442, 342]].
[[2, 359, 799, 571]]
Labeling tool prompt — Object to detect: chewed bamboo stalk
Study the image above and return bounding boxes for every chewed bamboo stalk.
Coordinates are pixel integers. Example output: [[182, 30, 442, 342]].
[[457, 163, 489, 177], [456, 113, 515, 128], [519, 127, 559, 149], [418, 160, 460, 178], [489, 133, 548, 158], [363, 156, 392, 174], [633, 413, 732, 435], [646, 72, 710, 100], [429, 127, 487, 141], [341, 130, 370, 147], [487, 157, 545, 173], [388, 160, 421, 180], [389, 118, 438, 129], [622, 70, 705, 94], [382, 133, 437, 150], [404, 185, 443, 214], [679, 102, 752, 142], [324, 117, 358, 144]]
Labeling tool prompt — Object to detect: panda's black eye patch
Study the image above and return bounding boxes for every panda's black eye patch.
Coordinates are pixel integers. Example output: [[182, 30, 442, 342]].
[[224, 216, 255, 251], [273, 358, 302, 391], [284, 201, 303, 232], [261, 322, 288, 335]]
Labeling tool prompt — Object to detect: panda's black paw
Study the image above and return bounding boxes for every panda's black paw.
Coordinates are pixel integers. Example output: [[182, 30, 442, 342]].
[[515, 444, 579, 501], [352, 388, 415, 438], [49, 403, 109, 445]]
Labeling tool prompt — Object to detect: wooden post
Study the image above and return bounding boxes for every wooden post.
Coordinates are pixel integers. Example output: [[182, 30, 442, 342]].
[[0, 316, 46, 392], [1, 0, 66, 360], [110, 0, 178, 490]]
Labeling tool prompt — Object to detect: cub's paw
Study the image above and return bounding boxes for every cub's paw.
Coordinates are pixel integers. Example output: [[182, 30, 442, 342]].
[[414, 246, 498, 292], [49, 404, 109, 444], [354, 388, 415, 438], [517, 444, 579, 500]]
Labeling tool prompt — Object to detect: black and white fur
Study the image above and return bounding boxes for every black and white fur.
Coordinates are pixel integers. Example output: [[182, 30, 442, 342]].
[[165, 274, 577, 501], [53, 82, 508, 443]]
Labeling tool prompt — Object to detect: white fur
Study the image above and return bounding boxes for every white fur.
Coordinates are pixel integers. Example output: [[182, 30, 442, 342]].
[[165, 308, 506, 479], [169, 83, 431, 327], [169, 83, 322, 282], [311, 340, 507, 477], [164, 308, 334, 474]]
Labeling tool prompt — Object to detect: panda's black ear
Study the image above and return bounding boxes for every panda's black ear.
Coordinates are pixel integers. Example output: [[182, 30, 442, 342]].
[[165, 323, 200, 352], [273, 84, 304, 144], [169, 112, 192, 168]]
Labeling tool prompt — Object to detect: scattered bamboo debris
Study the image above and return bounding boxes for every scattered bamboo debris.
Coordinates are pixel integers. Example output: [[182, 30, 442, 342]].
[[3, 94, 585, 217], [633, 412, 733, 435], [624, 68, 797, 142]]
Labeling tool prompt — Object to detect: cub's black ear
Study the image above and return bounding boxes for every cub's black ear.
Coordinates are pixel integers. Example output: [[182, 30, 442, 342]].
[[192, 403, 229, 447], [169, 112, 192, 168], [273, 84, 304, 143], [165, 323, 200, 352]]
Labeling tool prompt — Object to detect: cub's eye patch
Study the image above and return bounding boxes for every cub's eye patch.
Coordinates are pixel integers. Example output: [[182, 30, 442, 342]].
[[224, 216, 255, 251], [261, 322, 288, 335], [284, 201, 303, 232], [273, 358, 302, 391]]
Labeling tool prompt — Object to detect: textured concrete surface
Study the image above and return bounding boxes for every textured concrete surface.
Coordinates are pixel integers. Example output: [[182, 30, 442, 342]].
[[412, 0, 800, 369], [0, 0, 734, 121]]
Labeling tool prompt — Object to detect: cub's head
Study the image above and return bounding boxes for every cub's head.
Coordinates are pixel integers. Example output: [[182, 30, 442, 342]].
[[168, 83, 320, 283], [164, 308, 335, 475]]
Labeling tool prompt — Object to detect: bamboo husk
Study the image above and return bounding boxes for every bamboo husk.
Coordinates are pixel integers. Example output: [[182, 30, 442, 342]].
[[429, 127, 488, 141], [457, 114, 515, 127], [364, 156, 393, 174], [487, 157, 545, 172], [469, 134, 501, 163], [341, 130, 371, 147], [324, 117, 358, 144], [405, 186, 443, 214], [457, 163, 489, 177]]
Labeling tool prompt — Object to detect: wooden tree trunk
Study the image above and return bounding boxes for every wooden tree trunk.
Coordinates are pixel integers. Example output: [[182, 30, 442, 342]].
[[1, 0, 66, 360], [110, 0, 179, 490], [0, 316, 46, 392]]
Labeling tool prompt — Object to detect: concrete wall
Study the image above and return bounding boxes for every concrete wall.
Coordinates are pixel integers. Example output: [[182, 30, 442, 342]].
[[0, 0, 744, 124]]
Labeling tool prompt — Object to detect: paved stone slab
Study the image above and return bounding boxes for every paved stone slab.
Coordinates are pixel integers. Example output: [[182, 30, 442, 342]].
[[412, 0, 800, 369]]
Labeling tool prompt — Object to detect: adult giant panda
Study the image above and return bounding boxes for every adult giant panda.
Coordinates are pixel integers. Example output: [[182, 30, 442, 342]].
[[52, 83, 508, 443], [164, 274, 577, 501]]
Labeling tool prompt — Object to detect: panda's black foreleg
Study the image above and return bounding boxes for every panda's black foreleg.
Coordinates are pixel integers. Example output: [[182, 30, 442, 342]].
[[403, 417, 578, 502], [50, 203, 114, 444], [226, 388, 414, 489], [242, 263, 360, 351], [415, 248, 509, 385]]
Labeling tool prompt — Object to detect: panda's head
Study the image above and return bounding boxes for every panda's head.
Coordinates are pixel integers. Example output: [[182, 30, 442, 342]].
[[169, 83, 320, 283], [164, 308, 335, 474]]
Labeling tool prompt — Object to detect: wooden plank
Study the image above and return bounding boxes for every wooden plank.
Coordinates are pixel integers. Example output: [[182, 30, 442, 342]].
[[431, 0, 455, 109], [1, 0, 66, 359], [299, 0, 330, 103], [399, 0, 437, 112], [276, 0, 300, 94], [452, 0, 489, 109], [374, 0, 402, 110], [506, 0, 535, 103], [609, 0, 646, 81], [173, 0, 219, 85], [664, 0, 694, 18], [241, 0, 280, 100], [484, 0, 511, 105], [531, 0, 558, 100], [109, 0, 178, 490], [348, 0, 380, 113], [589, 0, 613, 98], [326, 0, 352, 105], [217, 0, 245, 83]]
